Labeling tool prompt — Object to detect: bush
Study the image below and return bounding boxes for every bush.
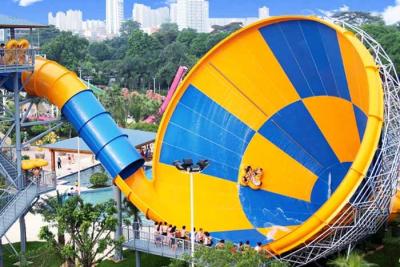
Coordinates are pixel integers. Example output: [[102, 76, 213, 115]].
[[89, 172, 109, 188], [22, 155, 30, 160], [127, 122, 159, 132]]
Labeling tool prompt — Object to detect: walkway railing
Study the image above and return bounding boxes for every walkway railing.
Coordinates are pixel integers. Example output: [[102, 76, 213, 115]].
[[0, 49, 36, 73], [0, 171, 56, 237], [122, 223, 224, 260]]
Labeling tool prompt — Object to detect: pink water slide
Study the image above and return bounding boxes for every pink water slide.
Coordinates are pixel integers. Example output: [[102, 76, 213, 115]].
[[144, 66, 188, 123]]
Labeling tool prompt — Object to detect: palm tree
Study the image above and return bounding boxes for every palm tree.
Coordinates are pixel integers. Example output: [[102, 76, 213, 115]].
[[328, 252, 377, 267]]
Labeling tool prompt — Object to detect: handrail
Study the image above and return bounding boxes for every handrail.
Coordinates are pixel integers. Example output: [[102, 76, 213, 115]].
[[122, 222, 231, 259], [0, 48, 36, 72]]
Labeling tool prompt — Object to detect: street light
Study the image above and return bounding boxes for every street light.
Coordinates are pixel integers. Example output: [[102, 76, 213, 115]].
[[173, 159, 209, 267]]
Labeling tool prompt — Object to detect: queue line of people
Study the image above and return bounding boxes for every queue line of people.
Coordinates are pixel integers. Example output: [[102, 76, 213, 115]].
[[151, 222, 265, 254]]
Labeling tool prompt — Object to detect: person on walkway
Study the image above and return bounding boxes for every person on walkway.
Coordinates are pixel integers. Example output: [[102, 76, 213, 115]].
[[215, 239, 225, 249], [0, 43, 5, 65], [57, 157, 62, 169], [254, 242, 262, 253]]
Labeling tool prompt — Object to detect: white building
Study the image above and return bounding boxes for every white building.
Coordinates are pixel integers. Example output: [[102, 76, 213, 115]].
[[259, 6, 270, 19], [48, 10, 83, 33], [82, 20, 107, 40], [170, 3, 178, 24], [106, 0, 124, 36], [176, 0, 209, 33], [0, 30, 4, 42], [208, 6, 270, 32], [132, 3, 170, 30]]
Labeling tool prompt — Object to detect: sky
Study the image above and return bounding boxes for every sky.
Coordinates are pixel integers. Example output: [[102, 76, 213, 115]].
[[2, 0, 400, 25]]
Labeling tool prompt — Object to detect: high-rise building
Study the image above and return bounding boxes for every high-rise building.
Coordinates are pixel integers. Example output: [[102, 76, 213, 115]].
[[132, 3, 169, 30], [82, 20, 107, 40], [170, 3, 178, 24], [176, 0, 209, 33], [0, 30, 4, 42], [48, 10, 83, 33], [259, 6, 270, 19], [106, 0, 124, 36]]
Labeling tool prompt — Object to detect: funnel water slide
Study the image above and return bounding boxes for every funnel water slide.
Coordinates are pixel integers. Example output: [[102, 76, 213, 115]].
[[23, 16, 383, 255]]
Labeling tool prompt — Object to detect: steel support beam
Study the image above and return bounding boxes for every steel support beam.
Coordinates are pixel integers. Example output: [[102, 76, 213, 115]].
[[113, 186, 123, 262]]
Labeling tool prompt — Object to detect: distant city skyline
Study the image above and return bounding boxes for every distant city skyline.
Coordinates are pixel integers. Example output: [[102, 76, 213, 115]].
[[48, 0, 271, 39], [4, 0, 399, 26]]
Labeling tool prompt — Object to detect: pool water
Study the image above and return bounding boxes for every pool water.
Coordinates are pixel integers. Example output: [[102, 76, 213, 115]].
[[80, 187, 113, 204], [75, 187, 152, 224]]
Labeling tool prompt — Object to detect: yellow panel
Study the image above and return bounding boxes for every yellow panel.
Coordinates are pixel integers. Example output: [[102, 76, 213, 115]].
[[337, 33, 369, 114], [191, 64, 267, 130], [257, 225, 299, 241], [206, 29, 300, 123], [303, 96, 360, 163], [122, 163, 254, 232], [241, 133, 317, 202]]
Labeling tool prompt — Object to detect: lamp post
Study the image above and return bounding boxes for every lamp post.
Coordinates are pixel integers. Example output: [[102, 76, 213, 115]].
[[173, 159, 209, 267]]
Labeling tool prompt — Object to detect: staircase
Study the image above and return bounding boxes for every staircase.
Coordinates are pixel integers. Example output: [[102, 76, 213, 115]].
[[0, 151, 56, 237], [0, 152, 18, 186], [0, 182, 38, 237]]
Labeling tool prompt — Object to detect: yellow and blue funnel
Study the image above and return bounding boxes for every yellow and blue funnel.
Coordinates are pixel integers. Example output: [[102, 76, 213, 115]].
[[22, 16, 383, 255]]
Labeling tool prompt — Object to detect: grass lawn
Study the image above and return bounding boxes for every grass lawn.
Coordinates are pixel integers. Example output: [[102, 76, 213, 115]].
[[2, 241, 63, 267], [2, 242, 171, 267], [365, 239, 400, 267], [100, 250, 172, 267]]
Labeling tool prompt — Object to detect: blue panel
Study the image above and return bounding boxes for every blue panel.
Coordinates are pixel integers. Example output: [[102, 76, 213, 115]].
[[259, 20, 350, 100], [179, 86, 255, 144], [61, 90, 107, 132], [259, 100, 339, 175], [279, 21, 326, 96], [239, 186, 320, 228], [317, 22, 351, 100], [311, 162, 352, 205], [160, 85, 255, 182], [259, 24, 313, 97], [62, 90, 144, 179], [79, 114, 126, 155], [353, 104, 367, 141], [210, 229, 271, 246]]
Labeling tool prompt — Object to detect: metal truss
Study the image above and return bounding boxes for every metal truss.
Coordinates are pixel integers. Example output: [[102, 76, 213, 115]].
[[271, 19, 400, 266]]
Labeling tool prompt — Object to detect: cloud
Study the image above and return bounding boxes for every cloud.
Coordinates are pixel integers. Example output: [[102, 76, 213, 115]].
[[382, 0, 400, 25], [319, 5, 351, 17], [339, 5, 350, 12], [13, 0, 43, 7]]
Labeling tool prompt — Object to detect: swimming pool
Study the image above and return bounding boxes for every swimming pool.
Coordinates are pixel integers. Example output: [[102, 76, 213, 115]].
[[61, 164, 153, 187], [77, 187, 152, 224]]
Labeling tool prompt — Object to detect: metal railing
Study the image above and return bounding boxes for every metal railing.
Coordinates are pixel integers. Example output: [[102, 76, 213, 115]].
[[0, 49, 36, 72], [122, 223, 225, 259], [0, 171, 56, 237]]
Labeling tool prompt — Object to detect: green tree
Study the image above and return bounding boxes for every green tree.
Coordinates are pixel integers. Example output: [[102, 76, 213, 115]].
[[328, 252, 377, 267], [89, 172, 109, 188], [32, 191, 66, 246], [153, 23, 180, 46], [362, 23, 400, 72], [41, 31, 89, 71], [99, 86, 128, 126], [88, 42, 112, 62], [120, 20, 141, 37], [123, 198, 142, 238], [170, 242, 287, 267], [38, 196, 122, 267], [332, 11, 384, 26]]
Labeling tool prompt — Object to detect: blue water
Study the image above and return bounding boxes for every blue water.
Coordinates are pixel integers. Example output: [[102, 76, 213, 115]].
[[80, 187, 114, 204], [62, 164, 152, 186]]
